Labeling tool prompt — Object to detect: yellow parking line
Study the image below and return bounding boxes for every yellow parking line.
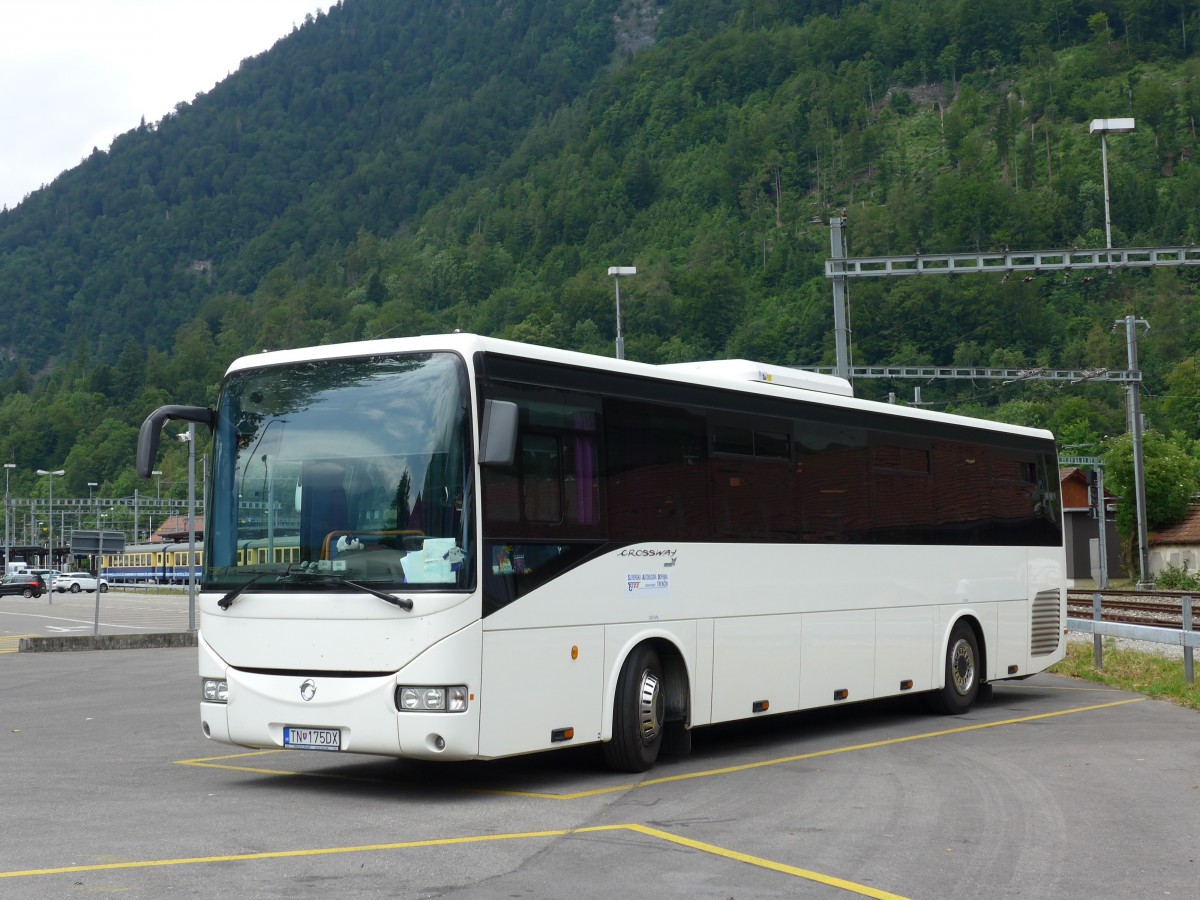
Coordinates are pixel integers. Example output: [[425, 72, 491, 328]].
[[480, 697, 1146, 799], [0, 823, 909, 897], [0, 827, 583, 878], [175, 749, 293, 775], [1001, 683, 1126, 692], [0, 635, 39, 655], [626, 824, 908, 900], [176, 697, 1144, 800]]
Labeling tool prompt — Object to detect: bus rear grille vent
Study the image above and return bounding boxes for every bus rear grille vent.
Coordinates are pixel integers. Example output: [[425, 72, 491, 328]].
[[1031, 590, 1062, 657]]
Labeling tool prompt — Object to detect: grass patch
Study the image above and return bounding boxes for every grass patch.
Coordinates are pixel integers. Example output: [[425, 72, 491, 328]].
[[1050, 641, 1200, 711]]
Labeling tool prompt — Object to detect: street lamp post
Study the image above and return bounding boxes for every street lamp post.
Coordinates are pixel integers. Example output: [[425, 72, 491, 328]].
[[88, 482, 98, 529], [36, 469, 65, 569], [1089, 118, 1149, 584], [178, 426, 198, 631], [1089, 118, 1135, 252], [607, 266, 636, 360], [87, 482, 99, 571], [4, 463, 15, 572], [152, 470, 163, 500], [1118, 315, 1153, 587]]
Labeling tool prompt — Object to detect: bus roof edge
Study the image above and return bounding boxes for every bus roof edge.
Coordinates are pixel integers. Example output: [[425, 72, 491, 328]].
[[657, 360, 854, 397]]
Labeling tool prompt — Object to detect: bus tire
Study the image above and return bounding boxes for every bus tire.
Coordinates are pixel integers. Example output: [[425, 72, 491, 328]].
[[603, 644, 665, 773], [929, 622, 980, 716]]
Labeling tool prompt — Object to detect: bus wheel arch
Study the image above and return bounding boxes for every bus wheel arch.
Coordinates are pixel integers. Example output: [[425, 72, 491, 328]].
[[929, 616, 986, 716], [603, 638, 690, 772]]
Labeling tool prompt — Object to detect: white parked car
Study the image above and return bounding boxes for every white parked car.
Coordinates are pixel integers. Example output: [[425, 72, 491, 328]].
[[54, 572, 109, 593], [28, 568, 62, 589]]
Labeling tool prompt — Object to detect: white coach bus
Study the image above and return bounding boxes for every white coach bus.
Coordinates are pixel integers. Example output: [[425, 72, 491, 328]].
[[136, 333, 1066, 772]]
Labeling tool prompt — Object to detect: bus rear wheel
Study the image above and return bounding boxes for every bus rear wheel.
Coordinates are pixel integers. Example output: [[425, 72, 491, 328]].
[[929, 622, 980, 716], [603, 645, 665, 773]]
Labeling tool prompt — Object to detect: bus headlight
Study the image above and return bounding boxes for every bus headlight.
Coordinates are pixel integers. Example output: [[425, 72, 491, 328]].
[[396, 685, 468, 712], [202, 678, 228, 703]]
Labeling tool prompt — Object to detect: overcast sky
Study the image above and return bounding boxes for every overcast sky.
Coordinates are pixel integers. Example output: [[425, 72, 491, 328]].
[[0, 1, 324, 211]]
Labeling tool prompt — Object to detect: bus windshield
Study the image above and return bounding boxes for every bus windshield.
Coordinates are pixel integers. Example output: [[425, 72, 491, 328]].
[[204, 352, 473, 592]]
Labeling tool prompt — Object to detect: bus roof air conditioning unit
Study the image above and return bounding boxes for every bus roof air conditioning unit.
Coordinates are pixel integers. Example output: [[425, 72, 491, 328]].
[[658, 360, 853, 397]]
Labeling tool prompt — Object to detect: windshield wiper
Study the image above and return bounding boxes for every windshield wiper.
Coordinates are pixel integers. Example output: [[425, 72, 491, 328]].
[[219, 568, 415, 612], [274, 571, 414, 611], [326, 576, 414, 611], [218, 573, 271, 610]]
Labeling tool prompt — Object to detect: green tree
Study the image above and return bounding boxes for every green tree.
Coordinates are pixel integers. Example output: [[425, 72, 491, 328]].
[[1102, 430, 1200, 571]]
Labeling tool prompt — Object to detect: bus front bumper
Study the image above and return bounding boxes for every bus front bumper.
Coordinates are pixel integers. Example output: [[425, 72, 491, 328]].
[[199, 626, 484, 761]]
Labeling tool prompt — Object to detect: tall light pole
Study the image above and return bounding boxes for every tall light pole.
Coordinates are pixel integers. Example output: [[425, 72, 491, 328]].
[[3, 463, 15, 572], [1090, 118, 1149, 583], [1089, 118, 1135, 252], [87, 482, 99, 571], [607, 266, 636, 360], [1118, 315, 1152, 587], [178, 426, 197, 631], [36, 468, 65, 568], [152, 470, 163, 500]]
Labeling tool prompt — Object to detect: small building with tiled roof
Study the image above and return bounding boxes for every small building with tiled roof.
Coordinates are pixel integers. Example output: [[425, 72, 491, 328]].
[[1060, 467, 1124, 586], [1149, 505, 1200, 578], [151, 514, 204, 543]]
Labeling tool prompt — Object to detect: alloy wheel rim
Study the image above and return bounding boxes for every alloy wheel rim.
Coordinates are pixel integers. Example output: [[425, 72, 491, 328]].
[[950, 638, 976, 695], [637, 669, 664, 744]]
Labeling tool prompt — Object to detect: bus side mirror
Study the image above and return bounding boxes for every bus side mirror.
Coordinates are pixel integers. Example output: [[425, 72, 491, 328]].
[[479, 400, 518, 467], [137, 405, 216, 478]]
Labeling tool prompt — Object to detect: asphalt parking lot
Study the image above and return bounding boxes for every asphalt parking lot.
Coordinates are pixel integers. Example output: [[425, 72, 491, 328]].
[[0, 588, 193, 649], [2, 642, 1199, 899]]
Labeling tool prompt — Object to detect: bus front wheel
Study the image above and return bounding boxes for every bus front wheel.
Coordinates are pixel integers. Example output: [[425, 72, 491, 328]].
[[603, 644, 665, 773], [929, 622, 980, 716]]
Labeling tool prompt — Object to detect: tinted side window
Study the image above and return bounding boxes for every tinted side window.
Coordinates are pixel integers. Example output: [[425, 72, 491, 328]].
[[521, 434, 562, 522], [795, 421, 871, 541], [481, 386, 603, 540], [871, 440, 933, 541], [710, 416, 796, 540], [931, 440, 992, 543], [991, 453, 1051, 544], [605, 399, 710, 541]]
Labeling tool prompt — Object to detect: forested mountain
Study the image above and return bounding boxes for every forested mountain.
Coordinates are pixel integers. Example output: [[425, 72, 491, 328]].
[[0, 0, 619, 364], [2, 0, 1200, 529]]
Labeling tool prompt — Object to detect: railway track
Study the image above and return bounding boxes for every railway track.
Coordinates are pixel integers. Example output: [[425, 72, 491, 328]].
[[1066, 589, 1195, 630]]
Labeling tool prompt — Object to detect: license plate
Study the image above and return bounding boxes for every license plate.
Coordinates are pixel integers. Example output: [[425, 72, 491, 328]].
[[283, 726, 342, 751]]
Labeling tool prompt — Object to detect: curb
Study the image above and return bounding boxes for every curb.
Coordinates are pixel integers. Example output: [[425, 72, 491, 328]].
[[19, 633, 198, 653]]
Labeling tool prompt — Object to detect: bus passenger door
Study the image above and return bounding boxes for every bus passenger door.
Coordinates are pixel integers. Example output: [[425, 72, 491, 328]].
[[478, 626, 604, 759]]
